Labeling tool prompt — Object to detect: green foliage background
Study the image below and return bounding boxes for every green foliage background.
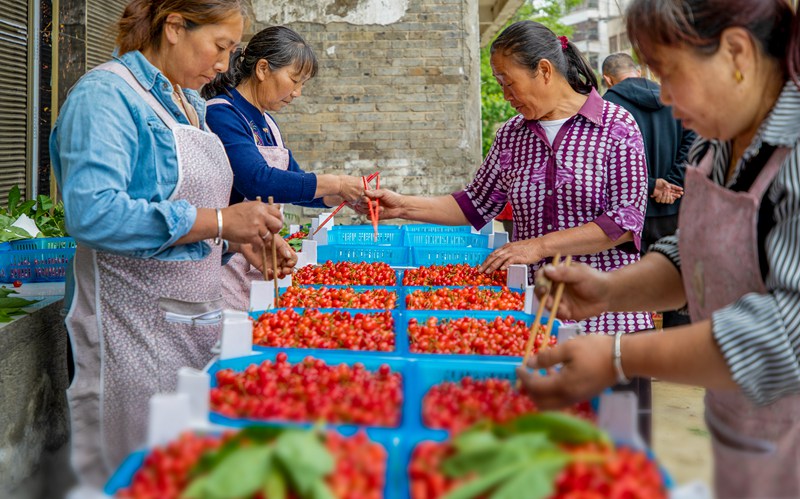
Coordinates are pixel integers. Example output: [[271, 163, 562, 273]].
[[480, 0, 583, 157]]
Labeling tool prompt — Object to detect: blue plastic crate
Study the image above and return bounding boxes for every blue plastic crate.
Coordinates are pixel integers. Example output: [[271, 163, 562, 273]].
[[401, 224, 473, 233], [0, 247, 74, 283], [401, 309, 558, 360], [326, 225, 403, 246], [284, 285, 403, 310], [317, 244, 409, 266], [9, 236, 76, 251], [403, 231, 489, 248], [410, 246, 491, 267], [249, 307, 403, 355], [104, 427, 403, 499], [402, 285, 524, 311], [208, 350, 413, 429]]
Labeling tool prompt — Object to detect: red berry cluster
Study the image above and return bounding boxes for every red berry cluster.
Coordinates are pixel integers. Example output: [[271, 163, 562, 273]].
[[405, 287, 523, 311], [408, 316, 555, 355], [326, 431, 387, 498], [409, 441, 666, 499], [294, 261, 397, 285], [210, 354, 403, 427], [403, 264, 507, 286], [279, 286, 397, 309], [116, 432, 223, 498], [553, 443, 667, 499], [286, 230, 308, 241], [116, 430, 387, 499], [252, 309, 395, 352], [422, 377, 595, 433]]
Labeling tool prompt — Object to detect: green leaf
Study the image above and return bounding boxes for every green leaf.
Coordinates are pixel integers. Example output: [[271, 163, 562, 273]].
[[189, 426, 284, 478], [181, 474, 213, 499], [15, 200, 37, 217], [36, 195, 53, 213], [452, 430, 500, 454], [491, 463, 564, 499], [274, 430, 334, 495], [7, 186, 20, 215], [307, 479, 336, 499], [262, 467, 287, 499], [442, 464, 522, 499], [202, 445, 273, 498], [496, 412, 611, 445], [0, 297, 39, 308]]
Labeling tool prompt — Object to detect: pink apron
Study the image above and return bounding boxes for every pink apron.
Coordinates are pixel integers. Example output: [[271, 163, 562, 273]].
[[679, 147, 800, 498], [65, 62, 233, 487], [207, 98, 290, 311]]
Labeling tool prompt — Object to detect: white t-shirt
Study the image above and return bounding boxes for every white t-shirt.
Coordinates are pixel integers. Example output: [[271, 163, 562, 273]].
[[539, 117, 570, 145]]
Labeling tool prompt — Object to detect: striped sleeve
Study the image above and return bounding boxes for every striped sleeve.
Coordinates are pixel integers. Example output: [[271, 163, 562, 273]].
[[713, 146, 800, 405]]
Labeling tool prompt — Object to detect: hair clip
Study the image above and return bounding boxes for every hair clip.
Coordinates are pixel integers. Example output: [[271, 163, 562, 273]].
[[558, 35, 569, 50]]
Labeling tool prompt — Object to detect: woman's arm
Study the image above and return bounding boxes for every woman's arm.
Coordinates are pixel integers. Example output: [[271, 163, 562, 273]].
[[364, 190, 470, 225], [516, 319, 737, 409]]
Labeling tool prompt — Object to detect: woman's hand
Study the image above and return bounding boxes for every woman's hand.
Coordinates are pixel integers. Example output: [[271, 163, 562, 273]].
[[535, 261, 612, 321], [235, 237, 298, 280], [516, 334, 616, 409], [221, 201, 283, 248], [479, 239, 542, 273], [364, 189, 408, 219], [337, 175, 367, 203]]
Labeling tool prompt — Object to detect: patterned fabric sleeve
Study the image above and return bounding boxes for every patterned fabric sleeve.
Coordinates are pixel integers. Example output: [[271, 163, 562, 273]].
[[452, 118, 518, 229], [713, 146, 800, 405], [593, 111, 648, 252]]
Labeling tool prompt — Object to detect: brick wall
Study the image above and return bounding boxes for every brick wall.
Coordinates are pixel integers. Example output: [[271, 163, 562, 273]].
[[249, 0, 482, 223]]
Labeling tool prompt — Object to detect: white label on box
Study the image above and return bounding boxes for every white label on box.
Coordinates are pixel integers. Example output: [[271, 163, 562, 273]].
[[148, 393, 192, 448], [507, 264, 528, 290], [524, 285, 538, 315], [177, 367, 210, 424], [489, 231, 509, 249], [221, 309, 254, 360], [249, 280, 276, 312], [597, 391, 645, 450]]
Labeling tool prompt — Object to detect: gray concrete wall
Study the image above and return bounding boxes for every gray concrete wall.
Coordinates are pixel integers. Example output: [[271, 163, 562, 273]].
[[250, 0, 483, 223], [0, 300, 74, 498]]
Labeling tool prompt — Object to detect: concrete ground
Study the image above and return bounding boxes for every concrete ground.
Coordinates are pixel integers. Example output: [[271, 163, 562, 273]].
[[652, 380, 713, 488]]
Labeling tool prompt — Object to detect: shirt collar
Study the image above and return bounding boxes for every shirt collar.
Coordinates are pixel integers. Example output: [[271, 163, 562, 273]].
[[230, 87, 268, 126], [759, 81, 800, 148], [112, 50, 208, 126], [511, 87, 606, 131]]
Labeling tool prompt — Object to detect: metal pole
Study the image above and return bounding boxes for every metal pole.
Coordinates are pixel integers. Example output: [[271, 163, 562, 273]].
[[50, 0, 60, 202], [27, 0, 41, 200]]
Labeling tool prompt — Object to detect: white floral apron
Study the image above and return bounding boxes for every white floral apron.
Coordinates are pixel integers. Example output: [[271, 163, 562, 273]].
[[679, 146, 800, 498], [65, 62, 233, 486], [207, 98, 289, 311]]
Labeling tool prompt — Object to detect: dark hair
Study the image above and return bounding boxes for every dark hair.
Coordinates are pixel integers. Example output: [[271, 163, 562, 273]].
[[491, 20, 598, 95], [116, 0, 248, 55], [626, 0, 800, 87], [201, 25, 318, 99], [602, 52, 639, 77]]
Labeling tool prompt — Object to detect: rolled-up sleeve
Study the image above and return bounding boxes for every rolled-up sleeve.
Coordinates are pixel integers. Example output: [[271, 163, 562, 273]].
[[593, 117, 648, 251], [51, 79, 201, 260]]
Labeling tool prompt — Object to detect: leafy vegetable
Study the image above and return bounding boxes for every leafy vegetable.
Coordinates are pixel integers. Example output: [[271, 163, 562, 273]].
[[182, 427, 335, 499], [0, 287, 39, 323], [0, 186, 68, 242], [441, 412, 610, 499]]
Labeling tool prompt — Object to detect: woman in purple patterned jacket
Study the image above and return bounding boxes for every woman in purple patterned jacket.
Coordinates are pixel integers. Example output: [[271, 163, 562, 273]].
[[369, 20, 653, 334]]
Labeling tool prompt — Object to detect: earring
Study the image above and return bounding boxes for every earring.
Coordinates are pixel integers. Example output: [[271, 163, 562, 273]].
[[734, 70, 744, 83]]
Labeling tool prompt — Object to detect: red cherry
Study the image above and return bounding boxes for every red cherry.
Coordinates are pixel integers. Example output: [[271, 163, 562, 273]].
[[12, 280, 21, 288]]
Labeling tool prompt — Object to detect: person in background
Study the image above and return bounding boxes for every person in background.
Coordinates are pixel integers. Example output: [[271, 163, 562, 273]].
[[520, 0, 800, 496], [367, 20, 653, 335], [50, 0, 296, 490], [602, 52, 696, 328], [202, 26, 366, 310]]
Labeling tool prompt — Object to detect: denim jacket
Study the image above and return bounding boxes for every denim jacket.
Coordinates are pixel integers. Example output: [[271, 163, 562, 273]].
[[50, 50, 212, 261]]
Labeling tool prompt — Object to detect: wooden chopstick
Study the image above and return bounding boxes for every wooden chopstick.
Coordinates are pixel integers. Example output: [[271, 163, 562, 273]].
[[255, 196, 270, 283], [521, 253, 561, 367], [267, 196, 280, 308], [541, 255, 572, 348]]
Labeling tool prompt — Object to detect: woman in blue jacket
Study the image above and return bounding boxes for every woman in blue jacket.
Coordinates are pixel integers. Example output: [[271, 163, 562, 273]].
[[202, 26, 365, 310]]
